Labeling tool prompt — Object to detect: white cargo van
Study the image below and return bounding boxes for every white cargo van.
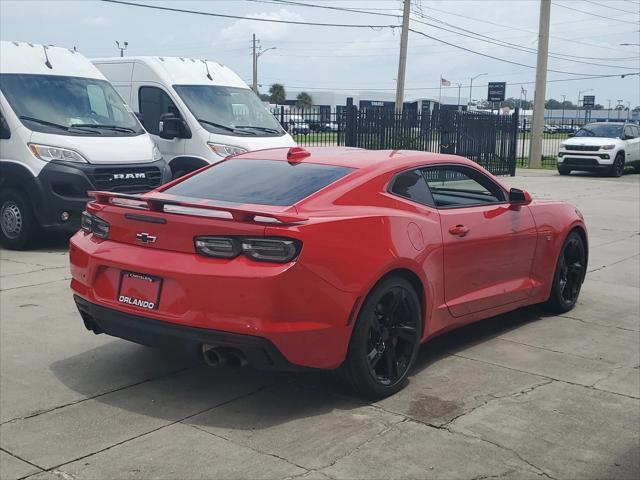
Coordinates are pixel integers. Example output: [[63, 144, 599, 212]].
[[92, 57, 295, 178], [0, 41, 170, 249]]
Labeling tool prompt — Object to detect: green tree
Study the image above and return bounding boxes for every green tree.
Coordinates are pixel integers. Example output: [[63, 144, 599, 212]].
[[259, 93, 270, 102], [295, 92, 313, 109], [268, 83, 286, 105]]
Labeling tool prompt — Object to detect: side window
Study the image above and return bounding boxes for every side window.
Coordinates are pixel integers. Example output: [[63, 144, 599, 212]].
[[0, 111, 10, 139], [422, 166, 505, 208], [624, 126, 636, 139], [86, 84, 109, 118], [633, 126, 640, 138], [139, 87, 179, 135], [389, 169, 434, 207]]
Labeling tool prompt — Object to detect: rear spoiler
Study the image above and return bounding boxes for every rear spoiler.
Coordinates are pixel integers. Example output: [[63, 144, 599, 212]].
[[88, 191, 308, 224]]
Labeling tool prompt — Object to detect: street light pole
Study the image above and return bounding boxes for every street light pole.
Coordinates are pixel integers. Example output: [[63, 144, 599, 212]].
[[577, 88, 593, 123], [468, 73, 487, 107], [252, 33, 276, 95], [115, 40, 128, 57], [457, 83, 462, 109], [607, 99, 611, 121], [561, 94, 566, 125], [528, 0, 551, 169]]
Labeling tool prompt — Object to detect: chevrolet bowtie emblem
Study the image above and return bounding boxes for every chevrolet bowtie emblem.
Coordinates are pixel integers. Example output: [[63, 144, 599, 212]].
[[136, 232, 157, 244]]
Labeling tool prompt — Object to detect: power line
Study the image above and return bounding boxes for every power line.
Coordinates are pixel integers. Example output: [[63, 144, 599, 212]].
[[422, 4, 637, 54], [582, 0, 639, 15], [408, 27, 633, 77], [100, 0, 399, 28], [552, 2, 639, 24], [409, 10, 638, 68], [248, 0, 638, 66]]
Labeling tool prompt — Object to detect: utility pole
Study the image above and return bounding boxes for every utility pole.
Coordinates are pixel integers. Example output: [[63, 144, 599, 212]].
[[252, 34, 258, 93], [607, 99, 611, 120], [528, 0, 550, 169], [457, 83, 462, 110], [115, 40, 128, 57], [394, 0, 411, 114]]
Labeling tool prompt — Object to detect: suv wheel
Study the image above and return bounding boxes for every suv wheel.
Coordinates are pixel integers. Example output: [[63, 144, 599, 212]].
[[0, 188, 38, 250], [610, 153, 625, 177]]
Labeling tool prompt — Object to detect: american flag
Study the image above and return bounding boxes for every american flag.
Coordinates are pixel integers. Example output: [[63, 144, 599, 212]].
[[440, 77, 451, 86]]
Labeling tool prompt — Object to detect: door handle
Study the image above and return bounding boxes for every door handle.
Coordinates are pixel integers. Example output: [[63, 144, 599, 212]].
[[449, 225, 470, 237]]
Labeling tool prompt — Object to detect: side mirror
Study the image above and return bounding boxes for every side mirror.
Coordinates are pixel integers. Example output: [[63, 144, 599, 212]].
[[158, 113, 182, 140], [567, 132, 574, 137], [509, 188, 532, 208]]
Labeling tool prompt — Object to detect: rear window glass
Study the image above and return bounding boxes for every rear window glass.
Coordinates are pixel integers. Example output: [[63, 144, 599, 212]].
[[166, 159, 354, 206]]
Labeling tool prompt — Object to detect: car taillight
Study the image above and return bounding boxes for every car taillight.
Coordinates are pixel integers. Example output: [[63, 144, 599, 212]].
[[81, 211, 110, 239], [195, 236, 301, 263]]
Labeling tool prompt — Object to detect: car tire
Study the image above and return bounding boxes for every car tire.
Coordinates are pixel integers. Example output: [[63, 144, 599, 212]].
[[543, 231, 586, 314], [339, 276, 422, 398], [609, 153, 625, 177], [0, 188, 38, 250], [557, 166, 571, 175]]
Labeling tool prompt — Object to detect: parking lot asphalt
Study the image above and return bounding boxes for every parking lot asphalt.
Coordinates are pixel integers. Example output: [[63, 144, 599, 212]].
[[1, 169, 639, 480]]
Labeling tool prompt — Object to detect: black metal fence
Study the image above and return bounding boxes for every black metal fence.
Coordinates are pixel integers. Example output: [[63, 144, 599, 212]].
[[272, 104, 519, 176], [516, 117, 588, 168]]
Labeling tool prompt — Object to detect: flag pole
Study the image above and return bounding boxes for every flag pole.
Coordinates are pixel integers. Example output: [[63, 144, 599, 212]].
[[439, 77, 442, 105]]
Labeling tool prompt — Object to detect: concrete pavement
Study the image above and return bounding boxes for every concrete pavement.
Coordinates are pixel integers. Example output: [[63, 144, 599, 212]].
[[1, 169, 638, 480]]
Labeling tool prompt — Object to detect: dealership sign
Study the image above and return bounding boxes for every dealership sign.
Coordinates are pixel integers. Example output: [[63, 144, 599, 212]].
[[582, 95, 595, 108], [487, 82, 506, 102]]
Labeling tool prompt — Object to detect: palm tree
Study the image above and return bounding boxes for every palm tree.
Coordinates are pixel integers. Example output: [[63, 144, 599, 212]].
[[269, 84, 286, 105], [296, 92, 313, 110]]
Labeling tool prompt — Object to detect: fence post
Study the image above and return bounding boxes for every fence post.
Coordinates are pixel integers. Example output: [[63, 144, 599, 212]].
[[345, 97, 356, 147], [510, 108, 519, 176]]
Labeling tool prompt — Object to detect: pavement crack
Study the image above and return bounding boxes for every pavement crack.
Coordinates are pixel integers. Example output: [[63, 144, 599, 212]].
[[0, 447, 45, 476], [496, 337, 617, 365], [0, 277, 72, 292], [40, 384, 271, 473], [558, 314, 638, 332], [587, 253, 640, 273], [0, 365, 196, 426], [189, 424, 310, 473]]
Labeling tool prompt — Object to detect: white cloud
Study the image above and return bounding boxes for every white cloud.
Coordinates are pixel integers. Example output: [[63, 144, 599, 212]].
[[80, 16, 112, 27], [219, 9, 305, 42]]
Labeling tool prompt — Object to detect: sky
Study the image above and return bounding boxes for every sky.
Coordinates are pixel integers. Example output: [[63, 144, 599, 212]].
[[1, 0, 639, 107]]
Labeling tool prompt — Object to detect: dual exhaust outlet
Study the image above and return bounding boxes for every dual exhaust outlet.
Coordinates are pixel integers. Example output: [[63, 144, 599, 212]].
[[201, 344, 248, 369]]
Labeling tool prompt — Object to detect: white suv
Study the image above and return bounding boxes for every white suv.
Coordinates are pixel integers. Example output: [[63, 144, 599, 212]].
[[557, 122, 640, 177]]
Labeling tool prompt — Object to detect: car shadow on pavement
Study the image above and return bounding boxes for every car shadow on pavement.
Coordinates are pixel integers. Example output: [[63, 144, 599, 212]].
[[48, 305, 546, 430]]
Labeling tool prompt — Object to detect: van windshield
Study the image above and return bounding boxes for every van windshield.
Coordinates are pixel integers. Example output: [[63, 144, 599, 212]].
[[173, 85, 285, 137], [0, 74, 144, 136]]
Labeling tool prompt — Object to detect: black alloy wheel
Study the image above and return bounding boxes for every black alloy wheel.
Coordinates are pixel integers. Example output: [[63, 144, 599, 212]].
[[340, 276, 422, 398], [544, 231, 586, 313], [610, 153, 625, 177]]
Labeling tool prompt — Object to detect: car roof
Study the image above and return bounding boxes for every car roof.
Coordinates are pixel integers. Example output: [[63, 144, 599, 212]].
[[234, 147, 480, 172]]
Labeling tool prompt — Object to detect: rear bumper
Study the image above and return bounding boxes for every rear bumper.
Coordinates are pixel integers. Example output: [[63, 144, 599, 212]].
[[69, 232, 356, 370], [74, 295, 299, 370]]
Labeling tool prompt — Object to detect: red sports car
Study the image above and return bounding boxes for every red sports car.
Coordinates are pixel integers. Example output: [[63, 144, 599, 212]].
[[70, 147, 588, 397]]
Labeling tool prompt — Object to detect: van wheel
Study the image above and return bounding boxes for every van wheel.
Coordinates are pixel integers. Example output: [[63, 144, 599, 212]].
[[0, 188, 37, 250], [339, 276, 422, 398]]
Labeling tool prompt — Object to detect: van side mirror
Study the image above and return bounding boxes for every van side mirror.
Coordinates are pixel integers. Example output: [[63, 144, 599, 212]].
[[509, 188, 532, 208], [159, 113, 182, 140]]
